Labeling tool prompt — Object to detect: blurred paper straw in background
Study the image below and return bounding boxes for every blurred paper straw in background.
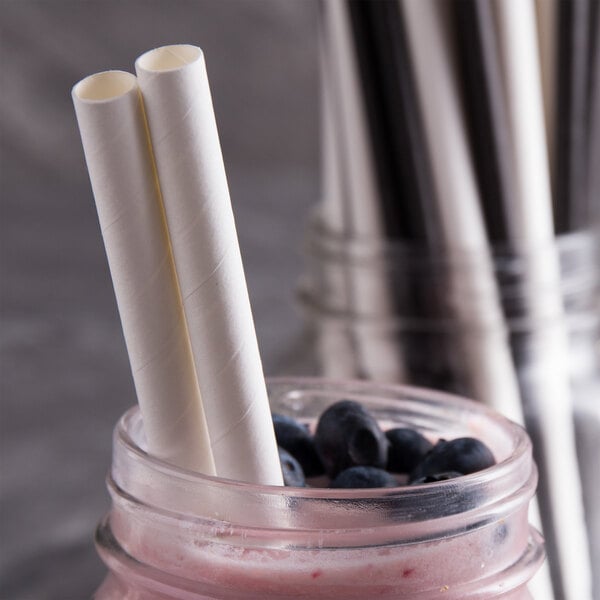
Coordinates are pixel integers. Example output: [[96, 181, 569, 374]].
[[318, 40, 348, 238], [322, 0, 383, 238], [535, 0, 558, 180], [573, 385, 600, 600], [72, 71, 215, 475], [493, 0, 565, 245], [135, 46, 282, 486], [400, 0, 524, 425], [493, 0, 593, 597], [312, 22, 358, 379], [321, 0, 406, 382], [318, 5, 348, 238]]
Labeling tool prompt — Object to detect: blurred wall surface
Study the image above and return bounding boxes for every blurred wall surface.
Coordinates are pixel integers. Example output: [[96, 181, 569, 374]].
[[0, 2, 319, 597]]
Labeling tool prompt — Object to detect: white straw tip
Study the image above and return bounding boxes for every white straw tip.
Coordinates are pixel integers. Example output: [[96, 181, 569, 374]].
[[136, 44, 204, 73], [72, 70, 137, 103]]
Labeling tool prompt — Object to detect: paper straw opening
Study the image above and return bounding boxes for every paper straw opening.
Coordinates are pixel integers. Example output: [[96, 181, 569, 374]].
[[137, 45, 203, 72], [73, 71, 137, 102]]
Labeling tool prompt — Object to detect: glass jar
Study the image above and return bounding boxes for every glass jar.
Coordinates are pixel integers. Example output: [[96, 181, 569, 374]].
[[94, 377, 544, 599], [299, 220, 599, 397], [298, 221, 599, 599]]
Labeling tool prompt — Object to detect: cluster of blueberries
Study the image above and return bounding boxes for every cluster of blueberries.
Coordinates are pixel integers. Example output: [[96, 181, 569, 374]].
[[274, 400, 496, 488]]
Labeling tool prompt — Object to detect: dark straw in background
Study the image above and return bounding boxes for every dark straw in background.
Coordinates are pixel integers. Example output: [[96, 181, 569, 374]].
[[588, 0, 600, 225], [554, 0, 592, 232], [451, 0, 516, 244], [347, 0, 435, 242]]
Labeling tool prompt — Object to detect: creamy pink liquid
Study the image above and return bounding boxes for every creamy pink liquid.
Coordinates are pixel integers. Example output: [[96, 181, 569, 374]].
[[96, 505, 534, 599]]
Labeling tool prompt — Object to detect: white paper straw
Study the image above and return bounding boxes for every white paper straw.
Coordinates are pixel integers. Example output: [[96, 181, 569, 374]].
[[135, 46, 283, 485], [493, 1, 592, 598], [400, 0, 524, 425], [72, 71, 215, 474]]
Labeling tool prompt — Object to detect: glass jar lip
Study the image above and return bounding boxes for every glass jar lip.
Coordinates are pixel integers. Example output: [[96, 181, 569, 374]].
[[309, 211, 600, 261], [113, 376, 532, 502]]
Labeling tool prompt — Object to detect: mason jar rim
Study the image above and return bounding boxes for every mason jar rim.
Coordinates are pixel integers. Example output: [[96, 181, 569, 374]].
[[307, 212, 600, 264], [109, 377, 535, 537]]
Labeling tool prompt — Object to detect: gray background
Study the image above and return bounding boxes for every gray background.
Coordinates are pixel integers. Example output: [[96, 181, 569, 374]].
[[0, 2, 319, 597]]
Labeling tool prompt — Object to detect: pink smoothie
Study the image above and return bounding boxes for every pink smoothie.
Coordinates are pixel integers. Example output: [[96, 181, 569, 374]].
[[96, 509, 539, 599]]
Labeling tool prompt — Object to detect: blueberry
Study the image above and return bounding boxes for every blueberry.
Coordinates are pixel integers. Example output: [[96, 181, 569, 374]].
[[409, 437, 495, 483], [330, 466, 398, 489], [272, 413, 324, 476], [278, 446, 306, 487], [386, 428, 434, 473], [314, 400, 389, 477], [410, 471, 463, 484]]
